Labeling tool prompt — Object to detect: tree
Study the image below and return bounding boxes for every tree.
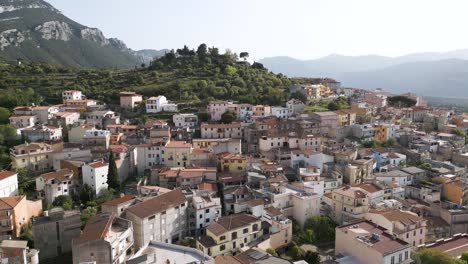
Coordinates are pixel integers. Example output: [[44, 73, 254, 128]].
[[80, 184, 94, 205], [196, 43, 207, 56], [266, 248, 278, 257], [362, 139, 381, 148], [16, 168, 33, 195], [0, 124, 16, 144], [19, 222, 34, 247], [302, 216, 336, 243], [290, 91, 308, 103], [461, 252, 468, 262], [387, 96, 417, 108], [107, 152, 120, 190], [303, 250, 321, 264], [97, 188, 115, 204], [419, 162, 432, 171], [52, 195, 73, 210], [412, 248, 457, 264], [221, 110, 237, 124], [239, 52, 249, 61], [289, 245, 302, 261], [81, 206, 97, 226], [0, 107, 10, 124]]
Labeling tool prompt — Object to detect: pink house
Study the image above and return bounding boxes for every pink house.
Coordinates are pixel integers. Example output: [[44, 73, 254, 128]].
[[120, 92, 143, 109]]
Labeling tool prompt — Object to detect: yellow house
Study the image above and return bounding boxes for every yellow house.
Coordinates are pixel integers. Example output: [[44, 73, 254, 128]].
[[374, 125, 388, 143], [218, 153, 246, 174], [164, 141, 192, 167], [196, 214, 262, 257], [10, 142, 54, 174]]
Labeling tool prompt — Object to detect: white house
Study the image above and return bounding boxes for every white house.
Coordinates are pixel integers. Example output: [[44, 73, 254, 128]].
[[0, 171, 18, 197], [375, 170, 412, 187], [36, 169, 76, 205], [192, 193, 221, 235], [146, 96, 177, 113], [290, 150, 333, 170], [82, 161, 109, 196], [62, 90, 83, 102], [271, 106, 290, 119], [173, 113, 198, 128], [9, 115, 37, 129]]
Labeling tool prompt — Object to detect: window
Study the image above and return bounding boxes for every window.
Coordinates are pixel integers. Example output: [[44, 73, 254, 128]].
[[220, 245, 225, 251], [199, 214, 203, 219], [232, 232, 237, 239], [220, 236, 226, 241], [205, 209, 210, 213], [243, 228, 248, 234], [149, 215, 155, 220], [391, 256, 395, 264], [405, 251, 409, 260]]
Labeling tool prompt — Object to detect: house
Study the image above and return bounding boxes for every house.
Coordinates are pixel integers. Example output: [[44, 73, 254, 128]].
[[10, 142, 54, 174], [363, 209, 427, 247], [72, 213, 134, 264], [83, 128, 111, 156], [21, 125, 62, 142], [258, 183, 321, 228], [164, 141, 192, 167], [335, 220, 412, 264], [331, 186, 370, 224], [35, 169, 76, 205], [68, 123, 94, 144], [286, 99, 305, 115], [62, 90, 83, 102], [109, 144, 135, 182], [134, 143, 166, 175], [31, 106, 59, 124], [201, 123, 243, 139], [146, 96, 177, 113], [32, 208, 81, 260], [128, 241, 214, 264], [310, 111, 338, 134], [192, 138, 241, 155], [64, 99, 97, 110], [52, 112, 80, 126], [0, 171, 18, 197], [9, 115, 37, 129], [270, 106, 290, 119], [207, 100, 235, 121], [0, 196, 42, 238], [86, 110, 120, 129], [51, 146, 92, 170], [82, 161, 109, 196], [335, 110, 356, 126], [442, 180, 468, 205], [0, 240, 39, 264], [156, 167, 216, 189], [120, 92, 143, 109], [125, 189, 187, 249], [101, 195, 136, 216], [218, 153, 247, 174], [191, 193, 222, 236], [374, 170, 412, 187], [196, 214, 263, 257], [364, 91, 387, 108], [173, 113, 198, 128]]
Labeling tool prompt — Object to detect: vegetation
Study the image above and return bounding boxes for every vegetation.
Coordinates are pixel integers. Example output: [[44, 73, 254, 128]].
[[266, 248, 279, 256], [419, 162, 432, 171], [0, 107, 10, 124], [290, 91, 308, 103], [80, 206, 97, 226], [52, 195, 74, 210], [107, 152, 121, 190], [387, 96, 417, 107], [16, 168, 35, 195], [452, 128, 468, 144], [221, 110, 237, 124], [412, 248, 467, 264], [327, 96, 350, 111], [283, 245, 320, 264], [19, 222, 34, 247], [296, 216, 336, 244]]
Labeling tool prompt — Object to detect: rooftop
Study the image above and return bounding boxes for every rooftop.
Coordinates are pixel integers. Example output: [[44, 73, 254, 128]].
[[73, 213, 115, 245], [206, 214, 260, 236], [0, 171, 17, 180], [422, 233, 468, 258], [126, 189, 186, 219]]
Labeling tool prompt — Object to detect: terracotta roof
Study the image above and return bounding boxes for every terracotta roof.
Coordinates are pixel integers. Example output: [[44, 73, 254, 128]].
[[0, 171, 17, 180], [334, 186, 367, 199], [207, 214, 260, 236], [73, 213, 115, 245], [109, 144, 129, 153], [215, 256, 242, 264], [198, 182, 218, 192], [192, 148, 211, 155], [369, 209, 424, 227], [102, 195, 136, 206], [338, 220, 410, 255], [264, 207, 282, 217], [353, 183, 382, 193], [0, 196, 23, 210], [165, 141, 191, 148], [424, 234, 468, 258], [243, 199, 264, 207], [219, 153, 246, 161], [39, 169, 73, 182], [201, 122, 242, 129], [88, 161, 108, 169], [126, 190, 186, 219]]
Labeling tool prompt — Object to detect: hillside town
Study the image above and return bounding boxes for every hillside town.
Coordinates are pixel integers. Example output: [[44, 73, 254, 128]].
[[0, 78, 468, 264]]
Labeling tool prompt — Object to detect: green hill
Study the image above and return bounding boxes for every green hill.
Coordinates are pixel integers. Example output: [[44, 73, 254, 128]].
[[0, 44, 295, 108]]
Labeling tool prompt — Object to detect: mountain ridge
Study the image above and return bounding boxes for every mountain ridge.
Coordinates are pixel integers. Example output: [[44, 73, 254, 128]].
[[0, 0, 165, 68]]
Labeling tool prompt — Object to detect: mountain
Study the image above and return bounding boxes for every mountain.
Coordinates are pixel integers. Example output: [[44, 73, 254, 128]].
[[260, 50, 468, 96], [0, 0, 165, 68], [134, 49, 169, 65]]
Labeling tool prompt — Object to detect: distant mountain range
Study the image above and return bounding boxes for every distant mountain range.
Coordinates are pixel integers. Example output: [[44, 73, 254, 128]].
[[259, 50, 468, 97], [0, 0, 166, 68]]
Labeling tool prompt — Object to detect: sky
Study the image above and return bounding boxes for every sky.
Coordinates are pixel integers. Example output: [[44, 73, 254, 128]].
[[47, 0, 468, 61]]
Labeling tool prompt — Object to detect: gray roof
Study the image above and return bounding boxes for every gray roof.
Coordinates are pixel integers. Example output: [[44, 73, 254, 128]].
[[375, 170, 410, 178], [401, 167, 425, 175], [0, 240, 28, 249]]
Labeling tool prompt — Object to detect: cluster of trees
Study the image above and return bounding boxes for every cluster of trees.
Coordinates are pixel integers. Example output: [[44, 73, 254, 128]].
[[266, 246, 320, 264], [327, 96, 350, 111], [412, 248, 468, 264], [387, 95, 417, 108], [452, 128, 468, 144], [296, 216, 336, 244], [361, 138, 397, 148]]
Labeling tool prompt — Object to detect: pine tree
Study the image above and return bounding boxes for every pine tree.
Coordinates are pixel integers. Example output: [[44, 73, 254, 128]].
[[107, 151, 120, 190]]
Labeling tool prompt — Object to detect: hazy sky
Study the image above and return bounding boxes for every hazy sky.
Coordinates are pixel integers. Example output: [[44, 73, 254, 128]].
[[47, 0, 468, 60]]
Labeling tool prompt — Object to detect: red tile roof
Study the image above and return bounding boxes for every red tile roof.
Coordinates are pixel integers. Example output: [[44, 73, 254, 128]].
[[73, 213, 115, 245], [102, 195, 136, 206], [126, 190, 186, 219], [0, 171, 17, 180]]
